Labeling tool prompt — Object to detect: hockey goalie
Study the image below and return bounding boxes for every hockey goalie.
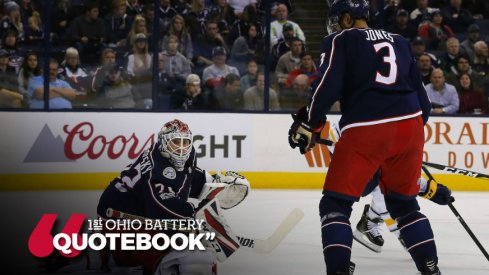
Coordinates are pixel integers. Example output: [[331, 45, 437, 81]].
[[49, 119, 250, 275]]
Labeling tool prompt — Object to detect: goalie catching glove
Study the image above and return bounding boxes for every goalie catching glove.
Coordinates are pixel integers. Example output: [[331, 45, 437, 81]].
[[198, 171, 250, 209], [419, 178, 454, 205], [288, 106, 325, 154]]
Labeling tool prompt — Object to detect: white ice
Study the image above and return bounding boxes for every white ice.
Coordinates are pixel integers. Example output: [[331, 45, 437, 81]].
[[1, 190, 488, 274]]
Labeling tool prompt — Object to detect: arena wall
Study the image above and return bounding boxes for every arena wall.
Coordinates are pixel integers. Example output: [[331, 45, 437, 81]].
[[0, 112, 487, 191]]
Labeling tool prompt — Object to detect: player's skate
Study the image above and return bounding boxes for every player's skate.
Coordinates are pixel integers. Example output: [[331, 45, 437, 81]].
[[353, 204, 384, 253], [420, 258, 442, 275], [330, 262, 355, 275]]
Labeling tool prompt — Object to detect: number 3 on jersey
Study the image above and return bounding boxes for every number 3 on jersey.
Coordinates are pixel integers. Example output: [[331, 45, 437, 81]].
[[373, 42, 397, 85]]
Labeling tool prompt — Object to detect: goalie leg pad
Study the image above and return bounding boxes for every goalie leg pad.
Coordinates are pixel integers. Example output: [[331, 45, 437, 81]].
[[195, 199, 240, 262], [397, 211, 438, 272]]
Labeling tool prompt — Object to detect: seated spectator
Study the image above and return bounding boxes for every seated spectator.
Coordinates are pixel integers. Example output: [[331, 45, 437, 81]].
[[143, 4, 165, 38], [18, 52, 41, 95], [97, 64, 140, 109], [192, 19, 228, 75], [227, 4, 264, 46], [231, 23, 263, 63], [418, 10, 454, 51], [244, 72, 280, 111], [126, 0, 143, 17], [285, 51, 317, 87], [170, 74, 210, 110], [228, 0, 257, 17], [271, 23, 301, 69], [104, 0, 133, 48], [161, 15, 193, 59], [18, 0, 34, 27], [58, 47, 90, 93], [1, 29, 24, 73], [275, 38, 303, 86], [173, 0, 191, 16], [461, 24, 482, 62], [188, 0, 211, 36], [52, 0, 75, 45], [70, 3, 106, 64], [425, 68, 459, 114], [270, 3, 305, 47], [240, 59, 259, 92], [411, 36, 441, 67], [208, 0, 237, 36], [441, 0, 474, 34], [126, 33, 152, 102], [473, 41, 489, 78], [0, 1, 24, 42], [440, 37, 461, 73], [0, 85, 23, 108], [27, 59, 76, 109], [126, 33, 152, 77], [158, 0, 178, 34], [202, 46, 240, 89], [90, 48, 119, 93], [0, 49, 23, 108], [161, 35, 192, 82], [377, 0, 403, 28], [24, 11, 44, 45], [209, 73, 244, 110], [457, 72, 488, 114], [126, 15, 150, 49], [385, 9, 417, 41], [446, 55, 483, 89], [461, 0, 489, 20], [280, 74, 309, 111], [410, 0, 437, 28], [417, 53, 434, 85], [156, 52, 185, 109]]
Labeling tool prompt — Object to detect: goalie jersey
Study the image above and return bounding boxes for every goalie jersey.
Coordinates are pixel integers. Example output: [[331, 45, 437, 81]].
[[97, 144, 207, 220], [308, 28, 431, 131]]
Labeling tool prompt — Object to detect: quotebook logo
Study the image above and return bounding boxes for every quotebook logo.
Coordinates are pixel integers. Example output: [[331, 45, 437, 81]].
[[28, 214, 86, 258], [28, 214, 214, 258]]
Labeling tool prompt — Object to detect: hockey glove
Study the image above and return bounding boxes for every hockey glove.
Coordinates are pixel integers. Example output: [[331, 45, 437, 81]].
[[420, 179, 455, 205], [288, 106, 320, 154]]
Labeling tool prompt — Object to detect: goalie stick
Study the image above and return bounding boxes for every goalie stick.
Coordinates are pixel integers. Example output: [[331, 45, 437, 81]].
[[421, 166, 489, 262], [106, 207, 304, 254], [422, 162, 489, 181]]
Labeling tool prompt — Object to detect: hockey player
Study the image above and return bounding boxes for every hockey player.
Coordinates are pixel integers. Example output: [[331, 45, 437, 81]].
[[326, 122, 454, 253], [97, 119, 250, 275], [288, 0, 439, 274]]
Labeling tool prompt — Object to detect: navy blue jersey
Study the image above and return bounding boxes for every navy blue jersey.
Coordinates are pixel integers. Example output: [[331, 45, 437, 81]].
[[308, 28, 431, 131], [97, 144, 207, 220]]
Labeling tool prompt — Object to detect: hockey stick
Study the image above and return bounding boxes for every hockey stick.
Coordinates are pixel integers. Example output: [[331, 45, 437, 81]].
[[421, 166, 489, 262], [106, 207, 304, 254], [447, 203, 489, 262], [317, 138, 333, 146], [422, 162, 489, 181]]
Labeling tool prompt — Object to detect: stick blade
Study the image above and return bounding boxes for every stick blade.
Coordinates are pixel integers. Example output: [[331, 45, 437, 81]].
[[253, 208, 304, 253]]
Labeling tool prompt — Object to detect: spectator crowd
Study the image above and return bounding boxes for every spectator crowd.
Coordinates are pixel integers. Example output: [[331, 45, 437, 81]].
[[0, 0, 488, 114]]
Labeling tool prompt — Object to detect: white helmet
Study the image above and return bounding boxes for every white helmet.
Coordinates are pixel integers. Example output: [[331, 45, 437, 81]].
[[158, 119, 193, 171]]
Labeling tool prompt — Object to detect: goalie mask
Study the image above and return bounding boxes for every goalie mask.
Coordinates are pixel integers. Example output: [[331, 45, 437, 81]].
[[158, 119, 193, 171]]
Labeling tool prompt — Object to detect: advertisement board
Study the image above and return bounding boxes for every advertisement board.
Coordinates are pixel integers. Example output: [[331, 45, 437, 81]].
[[0, 112, 487, 190]]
